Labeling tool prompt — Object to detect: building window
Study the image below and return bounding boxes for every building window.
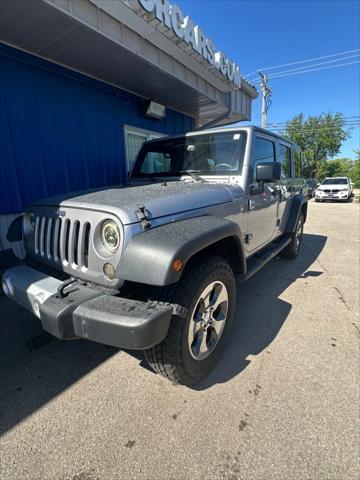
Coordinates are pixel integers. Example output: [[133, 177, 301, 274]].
[[124, 126, 165, 173], [279, 144, 292, 179], [294, 149, 302, 178]]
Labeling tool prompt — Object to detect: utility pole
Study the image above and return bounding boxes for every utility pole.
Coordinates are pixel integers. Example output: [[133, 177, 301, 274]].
[[258, 72, 272, 129]]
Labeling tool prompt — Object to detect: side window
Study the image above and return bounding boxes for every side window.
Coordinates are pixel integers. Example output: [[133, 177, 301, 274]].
[[279, 144, 292, 179], [294, 150, 302, 178], [253, 137, 275, 181]]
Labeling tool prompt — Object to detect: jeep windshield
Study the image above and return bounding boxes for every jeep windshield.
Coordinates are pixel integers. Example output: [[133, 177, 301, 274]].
[[131, 131, 246, 178], [321, 178, 348, 185]]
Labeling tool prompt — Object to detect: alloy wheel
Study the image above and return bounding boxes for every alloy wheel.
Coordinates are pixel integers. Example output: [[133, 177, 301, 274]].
[[295, 217, 304, 251], [187, 281, 229, 361]]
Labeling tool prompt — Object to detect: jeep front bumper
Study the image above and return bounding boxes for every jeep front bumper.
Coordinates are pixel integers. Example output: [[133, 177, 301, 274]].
[[2, 266, 173, 350]]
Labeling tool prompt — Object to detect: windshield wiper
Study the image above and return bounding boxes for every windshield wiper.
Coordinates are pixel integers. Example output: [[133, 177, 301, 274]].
[[176, 170, 207, 182]]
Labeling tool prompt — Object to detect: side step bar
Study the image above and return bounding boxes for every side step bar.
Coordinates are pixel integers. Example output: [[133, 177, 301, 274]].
[[239, 236, 292, 283]]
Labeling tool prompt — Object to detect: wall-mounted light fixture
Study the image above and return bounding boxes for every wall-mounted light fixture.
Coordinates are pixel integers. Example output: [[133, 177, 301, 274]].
[[145, 101, 166, 120]]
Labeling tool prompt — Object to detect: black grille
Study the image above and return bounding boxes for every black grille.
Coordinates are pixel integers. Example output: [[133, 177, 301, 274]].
[[323, 189, 340, 193]]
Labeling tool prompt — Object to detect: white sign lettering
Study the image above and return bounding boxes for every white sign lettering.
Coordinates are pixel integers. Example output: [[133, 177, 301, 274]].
[[138, 0, 241, 87]]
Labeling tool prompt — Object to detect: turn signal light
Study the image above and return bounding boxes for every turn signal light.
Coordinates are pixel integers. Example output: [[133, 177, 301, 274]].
[[172, 259, 183, 272]]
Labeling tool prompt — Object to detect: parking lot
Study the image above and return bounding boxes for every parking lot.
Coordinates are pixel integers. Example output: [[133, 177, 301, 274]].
[[0, 199, 359, 480]]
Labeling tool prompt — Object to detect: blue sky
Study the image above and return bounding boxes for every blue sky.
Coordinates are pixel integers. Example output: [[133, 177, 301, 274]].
[[178, 0, 360, 158]]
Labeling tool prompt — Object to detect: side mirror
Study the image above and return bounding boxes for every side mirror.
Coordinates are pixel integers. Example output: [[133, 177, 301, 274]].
[[255, 162, 281, 182]]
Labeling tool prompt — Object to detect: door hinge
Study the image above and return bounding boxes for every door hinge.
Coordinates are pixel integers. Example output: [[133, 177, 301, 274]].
[[244, 233, 253, 244]]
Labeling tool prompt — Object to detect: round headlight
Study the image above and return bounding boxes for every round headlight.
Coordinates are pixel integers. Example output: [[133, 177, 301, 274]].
[[101, 220, 120, 253]]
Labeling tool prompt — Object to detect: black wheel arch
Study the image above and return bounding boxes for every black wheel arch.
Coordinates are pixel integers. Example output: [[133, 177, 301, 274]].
[[285, 194, 308, 234], [117, 216, 246, 286]]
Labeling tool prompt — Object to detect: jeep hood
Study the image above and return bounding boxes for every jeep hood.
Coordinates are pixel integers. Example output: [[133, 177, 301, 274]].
[[31, 181, 237, 225]]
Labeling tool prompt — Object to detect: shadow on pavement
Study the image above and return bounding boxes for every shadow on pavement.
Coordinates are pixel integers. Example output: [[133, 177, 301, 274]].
[[193, 233, 327, 390], [0, 233, 326, 433], [0, 299, 117, 435]]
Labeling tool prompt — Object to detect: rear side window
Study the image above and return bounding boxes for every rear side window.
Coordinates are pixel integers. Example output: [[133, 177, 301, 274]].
[[279, 144, 292, 179], [294, 150, 302, 178], [253, 137, 275, 179]]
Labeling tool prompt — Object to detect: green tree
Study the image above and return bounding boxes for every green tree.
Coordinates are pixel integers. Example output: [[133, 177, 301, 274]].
[[316, 153, 360, 187], [351, 150, 360, 187], [317, 157, 353, 179], [284, 113, 350, 178]]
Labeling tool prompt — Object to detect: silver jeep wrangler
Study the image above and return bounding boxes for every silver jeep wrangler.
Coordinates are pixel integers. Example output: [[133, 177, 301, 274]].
[[2, 126, 307, 386]]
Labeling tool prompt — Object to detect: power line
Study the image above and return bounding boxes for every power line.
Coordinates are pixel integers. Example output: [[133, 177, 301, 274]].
[[269, 124, 360, 134], [267, 119, 360, 129], [268, 116, 360, 127], [244, 48, 360, 79], [272, 120, 360, 127], [252, 60, 360, 83], [271, 115, 360, 122], [271, 128, 360, 134], [269, 60, 360, 79], [266, 54, 359, 79]]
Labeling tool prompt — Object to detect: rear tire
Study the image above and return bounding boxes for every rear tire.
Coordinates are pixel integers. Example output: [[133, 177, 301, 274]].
[[279, 213, 304, 260], [145, 256, 236, 386]]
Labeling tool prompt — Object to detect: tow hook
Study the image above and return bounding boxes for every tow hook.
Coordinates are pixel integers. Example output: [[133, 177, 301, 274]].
[[57, 278, 77, 298]]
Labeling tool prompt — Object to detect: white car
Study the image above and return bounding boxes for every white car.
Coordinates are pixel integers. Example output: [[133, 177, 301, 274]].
[[315, 177, 352, 202]]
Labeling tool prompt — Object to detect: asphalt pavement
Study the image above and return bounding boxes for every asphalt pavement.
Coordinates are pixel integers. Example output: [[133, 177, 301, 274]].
[[0, 199, 359, 480]]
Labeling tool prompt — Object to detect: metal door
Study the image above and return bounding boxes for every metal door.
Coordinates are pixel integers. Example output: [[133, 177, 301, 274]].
[[245, 135, 279, 253]]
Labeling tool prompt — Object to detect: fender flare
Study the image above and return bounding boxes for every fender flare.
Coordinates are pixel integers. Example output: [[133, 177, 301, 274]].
[[285, 194, 308, 234], [118, 216, 246, 286], [6, 215, 23, 242]]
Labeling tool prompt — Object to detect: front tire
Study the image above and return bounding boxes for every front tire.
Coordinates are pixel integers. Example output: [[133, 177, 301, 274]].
[[145, 256, 236, 386], [279, 212, 304, 260]]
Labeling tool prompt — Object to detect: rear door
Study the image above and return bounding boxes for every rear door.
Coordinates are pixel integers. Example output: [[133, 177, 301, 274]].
[[276, 142, 293, 233]]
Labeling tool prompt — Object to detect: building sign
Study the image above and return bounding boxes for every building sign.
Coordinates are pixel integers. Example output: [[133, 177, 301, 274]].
[[138, 0, 241, 87]]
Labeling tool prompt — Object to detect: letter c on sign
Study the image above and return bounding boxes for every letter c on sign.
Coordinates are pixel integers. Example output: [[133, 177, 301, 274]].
[[171, 4, 185, 39], [138, 0, 156, 13]]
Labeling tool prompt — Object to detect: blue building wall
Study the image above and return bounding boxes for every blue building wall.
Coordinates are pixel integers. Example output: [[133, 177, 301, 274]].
[[0, 43, 194, 215]]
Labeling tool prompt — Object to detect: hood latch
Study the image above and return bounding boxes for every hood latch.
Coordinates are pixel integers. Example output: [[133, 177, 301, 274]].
[[136, 204, 152, 230]]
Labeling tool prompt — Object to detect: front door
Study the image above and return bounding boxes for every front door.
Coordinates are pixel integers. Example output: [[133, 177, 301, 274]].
[[245, 135, 279, 253]]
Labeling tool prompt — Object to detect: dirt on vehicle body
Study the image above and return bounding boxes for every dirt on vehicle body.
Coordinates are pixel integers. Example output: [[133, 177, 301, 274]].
[[2, 126, 308, 385]]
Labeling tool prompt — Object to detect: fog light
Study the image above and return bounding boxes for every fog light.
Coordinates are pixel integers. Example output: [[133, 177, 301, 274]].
[[2, 278, 14, 297], [103, 263, 116, 280]]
